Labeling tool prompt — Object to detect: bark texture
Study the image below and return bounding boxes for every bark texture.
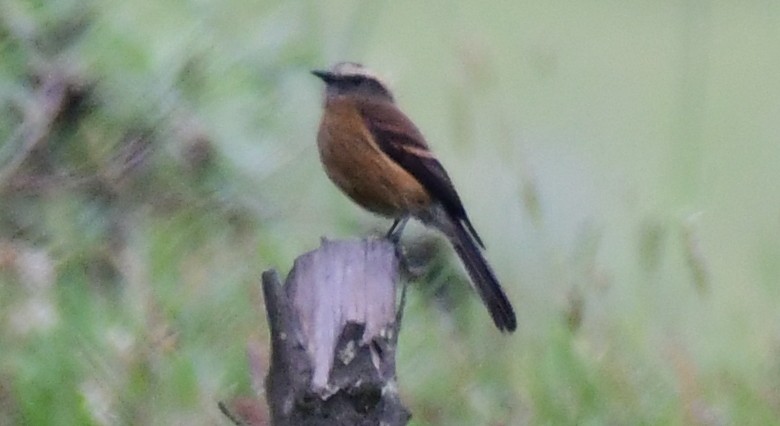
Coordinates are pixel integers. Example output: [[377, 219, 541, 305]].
[[262, 238, 410, 426]]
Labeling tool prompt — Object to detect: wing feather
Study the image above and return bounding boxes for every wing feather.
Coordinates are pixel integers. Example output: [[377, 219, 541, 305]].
[[357, 100, 485, 248]]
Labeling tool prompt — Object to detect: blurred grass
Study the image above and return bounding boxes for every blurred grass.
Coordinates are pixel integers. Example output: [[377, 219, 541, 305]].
[[1, 0, 780, 425]]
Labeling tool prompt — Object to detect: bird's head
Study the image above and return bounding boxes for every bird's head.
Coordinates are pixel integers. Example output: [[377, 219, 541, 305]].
[[312, 62, 395, 102]]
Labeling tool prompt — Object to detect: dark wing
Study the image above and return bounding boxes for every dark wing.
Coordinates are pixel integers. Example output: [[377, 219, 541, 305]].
[[357, 100, 485, 248]]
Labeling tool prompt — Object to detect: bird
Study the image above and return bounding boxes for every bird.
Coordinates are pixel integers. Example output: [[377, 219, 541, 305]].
[[311, 62, 516, 332]]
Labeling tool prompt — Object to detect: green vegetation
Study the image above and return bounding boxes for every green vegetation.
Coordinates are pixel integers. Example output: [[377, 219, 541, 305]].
[[1, 1, 779, 425]]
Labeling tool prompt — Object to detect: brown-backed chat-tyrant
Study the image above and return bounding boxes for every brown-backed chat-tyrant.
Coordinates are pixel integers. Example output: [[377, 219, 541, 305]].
[[312, 62, 516, 332]]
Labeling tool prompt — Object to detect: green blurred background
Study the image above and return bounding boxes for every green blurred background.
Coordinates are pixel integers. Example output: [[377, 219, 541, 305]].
[[1, 0, 779, 424]]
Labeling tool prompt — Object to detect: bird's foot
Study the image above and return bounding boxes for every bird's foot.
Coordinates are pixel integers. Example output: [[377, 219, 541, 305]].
[[385, 216, 410, 244]]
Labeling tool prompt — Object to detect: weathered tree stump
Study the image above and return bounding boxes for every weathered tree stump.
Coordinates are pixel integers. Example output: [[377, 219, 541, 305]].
[[262, 238, 410, 426]]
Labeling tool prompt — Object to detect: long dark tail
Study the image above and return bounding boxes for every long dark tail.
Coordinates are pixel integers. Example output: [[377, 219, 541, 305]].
[[449, 220, 517, 332]]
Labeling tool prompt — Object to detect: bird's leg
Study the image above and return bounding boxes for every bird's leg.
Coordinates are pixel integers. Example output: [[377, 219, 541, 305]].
[[385, 215, 410, 244]]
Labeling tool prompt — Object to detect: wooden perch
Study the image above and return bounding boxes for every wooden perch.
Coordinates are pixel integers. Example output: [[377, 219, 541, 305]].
[[261, 238, 410, 426]]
